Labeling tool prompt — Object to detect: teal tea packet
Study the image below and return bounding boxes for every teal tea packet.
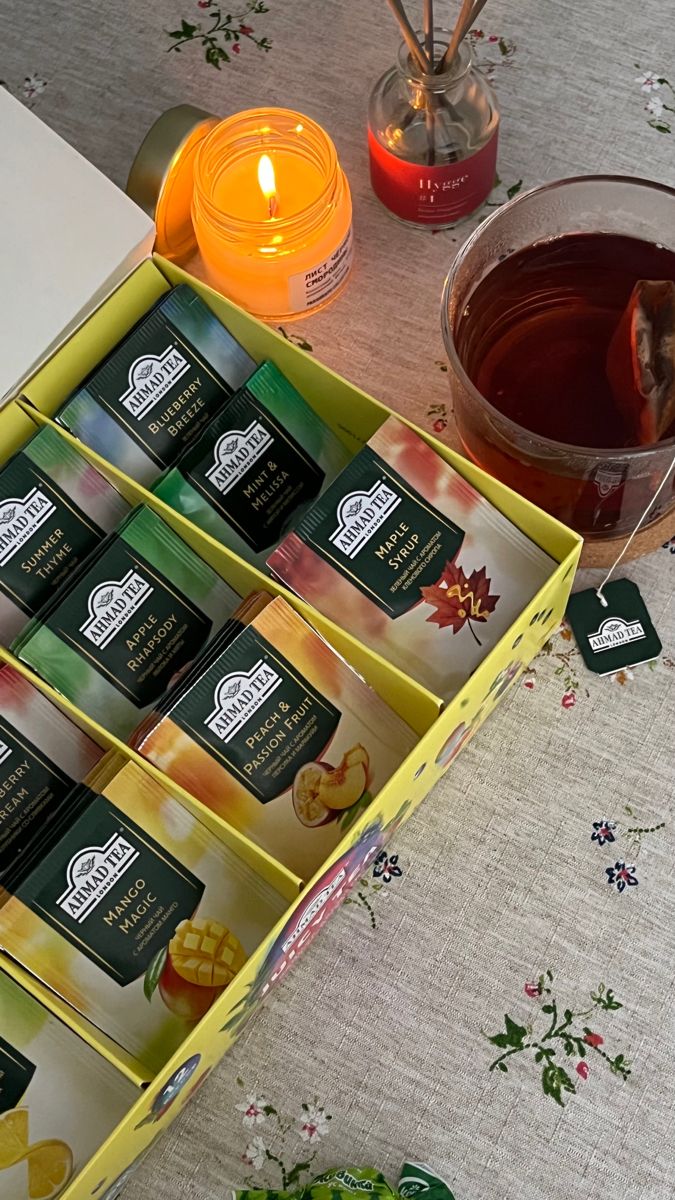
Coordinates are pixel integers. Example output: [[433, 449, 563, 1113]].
[[55, 285, 256, 486], [12, 505, 240, 738], [152, 361, 350, 569], [0, 425, 128, 644], [0, 663, 103, 883]]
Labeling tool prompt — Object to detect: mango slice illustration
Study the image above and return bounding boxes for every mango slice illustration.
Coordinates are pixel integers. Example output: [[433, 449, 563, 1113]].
[[168, 918, 247, 988]]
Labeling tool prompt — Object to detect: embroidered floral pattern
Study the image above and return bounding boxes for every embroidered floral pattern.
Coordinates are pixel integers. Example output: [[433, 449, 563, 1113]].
[[486, 969, 631, 1106], [236, 1081, 331, 1187], [1, 74, 47, 109], [373, 851, 402, 883], [634, 64, 675, 132], [345, 850, 405, 928], [167, 1, 272, 68], [663, 535, 675, 553], [470, 30, 517, 82], [278, 327, 314, 352], [591, 819, 617, 847], [606, 861, 639, 892]]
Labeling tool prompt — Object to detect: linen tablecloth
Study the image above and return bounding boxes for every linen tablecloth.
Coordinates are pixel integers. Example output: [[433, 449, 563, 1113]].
[[2, 1, 674, 1196]]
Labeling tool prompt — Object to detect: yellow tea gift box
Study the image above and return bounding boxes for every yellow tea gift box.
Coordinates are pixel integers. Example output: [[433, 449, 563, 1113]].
[[0, 91, 582, 1200]]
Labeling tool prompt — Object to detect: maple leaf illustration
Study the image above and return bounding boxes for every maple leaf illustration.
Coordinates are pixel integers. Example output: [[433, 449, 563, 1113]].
[[420, 560, 499, 645]]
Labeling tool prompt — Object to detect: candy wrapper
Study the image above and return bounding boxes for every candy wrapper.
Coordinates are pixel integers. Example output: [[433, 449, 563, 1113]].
[[153, 361, 350, 570], [0, 970, 136, 1200], [130, 595, 417, 878], [56, 285, 255, 486], [267, 417, 555, 700], [0, 756, 288, 1072], [0, 425, 128, 644], [0, 663, 103, 881], [230, 1163, 456, 1200], [12, 504, 240, 738]]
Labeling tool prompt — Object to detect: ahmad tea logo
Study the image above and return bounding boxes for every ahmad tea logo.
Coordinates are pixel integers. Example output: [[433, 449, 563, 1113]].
[[206, 660, 283, 744], [589, 616, 645, 653], [330, 479, 401, 559], [205, 421, 274, 494], [119, 345, 190, 419], [0, 489, 56, 567], [80, 570, 153, 650], [57, 832, 139, 923], [282, 868, 346, 952]]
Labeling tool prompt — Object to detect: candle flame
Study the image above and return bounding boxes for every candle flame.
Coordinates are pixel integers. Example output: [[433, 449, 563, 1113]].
[[257, 154, 278, 217]]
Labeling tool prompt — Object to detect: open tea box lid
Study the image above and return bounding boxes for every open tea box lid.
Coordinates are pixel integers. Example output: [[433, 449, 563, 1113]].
[[0, 90, 155, 405]]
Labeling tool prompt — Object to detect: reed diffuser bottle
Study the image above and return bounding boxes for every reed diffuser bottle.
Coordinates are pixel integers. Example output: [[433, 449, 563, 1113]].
[[369, 11, 499, 228]]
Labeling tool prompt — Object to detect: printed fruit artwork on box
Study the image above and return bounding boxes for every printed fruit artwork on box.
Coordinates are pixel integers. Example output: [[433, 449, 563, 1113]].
[[144, 919, 248, 1021], [292, 745, 371, 828], [0, 1106, 74, 1200]]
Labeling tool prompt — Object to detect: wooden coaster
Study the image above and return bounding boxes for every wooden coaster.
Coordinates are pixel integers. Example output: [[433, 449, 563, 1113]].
[[443, 424, 674, 567]]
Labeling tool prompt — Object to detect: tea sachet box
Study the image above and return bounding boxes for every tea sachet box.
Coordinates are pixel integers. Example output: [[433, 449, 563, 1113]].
[[0, 663, 103, 881], [0, 756, 288, 1073], [0, 425, 129, 644], [130, 595, 418, 878], [0, 969, 136, 1200], [153, 361, 351, 570], [268, 416, 556, 700], [56, 285, 255, 487], [12, 505, 240, 738]]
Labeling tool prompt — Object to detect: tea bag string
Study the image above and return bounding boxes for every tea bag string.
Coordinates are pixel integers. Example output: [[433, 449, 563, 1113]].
[[596, 446, 675, 607]]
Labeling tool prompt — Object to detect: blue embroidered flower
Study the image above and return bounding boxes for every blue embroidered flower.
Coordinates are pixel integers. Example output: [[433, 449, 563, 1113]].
[[592, 819, 617, 847], [373, 851, 402, 883], [606, 861, 638, 892]]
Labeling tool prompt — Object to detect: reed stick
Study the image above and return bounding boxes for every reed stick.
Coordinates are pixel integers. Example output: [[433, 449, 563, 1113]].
[[384, 0, 431, 74], [423, 0, 435, 165], [436, 0, 488, 73]]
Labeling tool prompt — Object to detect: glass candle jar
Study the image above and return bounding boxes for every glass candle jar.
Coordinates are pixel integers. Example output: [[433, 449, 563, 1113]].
[[192, 108, 353, 321], [368, 32, 499, 229], [441, 176, 675, 539]]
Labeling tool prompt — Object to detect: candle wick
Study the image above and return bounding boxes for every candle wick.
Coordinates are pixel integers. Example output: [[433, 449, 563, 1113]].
[[268, 195, 278, 219]]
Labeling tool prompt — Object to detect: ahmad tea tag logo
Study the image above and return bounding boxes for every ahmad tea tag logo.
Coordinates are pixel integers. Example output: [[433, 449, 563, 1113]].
[[330, 479, 401, 559], [80, 570, 153, 649], [205, 421, 274, 495], [119, 346, 190, 419], [206, 660, 283, 744], [588, 616, 645, 653], [0, 489, 56, 566], [57, 833, 139, 923]]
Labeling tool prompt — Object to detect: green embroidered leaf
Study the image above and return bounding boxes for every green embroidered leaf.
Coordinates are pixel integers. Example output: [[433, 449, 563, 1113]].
[[263, 1104, 277, 1115], [497, 1062, 508, 1072], [286, 1162, 313, 1187], [143, 945, 167, 1002], [506, 180, 523, 200], [541, 1003, 554, 1014], [541, 1061, 576, 1106], [488, 1014, 526, 1049], [591, 985, 622, 1010]]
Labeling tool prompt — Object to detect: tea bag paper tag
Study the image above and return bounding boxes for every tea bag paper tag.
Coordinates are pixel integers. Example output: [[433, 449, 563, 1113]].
[[567, 579, 661, 675]]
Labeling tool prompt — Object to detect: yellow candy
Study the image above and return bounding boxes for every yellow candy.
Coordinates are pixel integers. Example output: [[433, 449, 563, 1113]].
[[169, 918, 247, 988]]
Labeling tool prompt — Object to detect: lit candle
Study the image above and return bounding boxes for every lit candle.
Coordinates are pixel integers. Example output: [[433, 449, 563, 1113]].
[[191, 108, 353, 320]]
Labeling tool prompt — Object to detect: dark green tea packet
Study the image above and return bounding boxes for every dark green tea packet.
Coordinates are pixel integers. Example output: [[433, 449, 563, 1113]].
[[56, 285, 256, 486], [0, 424, 128, 644], [12, 504, 240, 738], [153, 361, 350, 569]]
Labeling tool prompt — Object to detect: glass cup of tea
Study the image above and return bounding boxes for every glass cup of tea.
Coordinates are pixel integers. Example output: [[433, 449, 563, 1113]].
[[441, 175, 675, 539]]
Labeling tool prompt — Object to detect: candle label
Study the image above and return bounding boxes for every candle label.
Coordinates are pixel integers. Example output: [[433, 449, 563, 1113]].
[[183, 390, 325, 553], [0, 713, 74, 881], [0, 1034, 36, 1112], [368, 128, 498, 224], [11, 791, 205, 985], [44, 539, 212, 707], [168, 626, 340, 803], [87, 307, 239, 468], [0, 454, 105, 617], [287, 226, 353, 314], [287, 446, 464, 617]]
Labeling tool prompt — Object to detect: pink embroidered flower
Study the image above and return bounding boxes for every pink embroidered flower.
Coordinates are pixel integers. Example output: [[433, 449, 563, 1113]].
[[524, 981, 539, 998], [488, 34, 499, 42], [522, 678, 535, 690], [299, 1104, 330, 1143], [232, 42, 241, 53], [197, 0, 213, 7], [635, 70, 662, 94], [433, 418, 447, 433], [561, 691, 577, 709], [242, 1135, 267, 1169], [239, 23, 254, 34], [576, 1061, 589, 1080], [584, 1032, 604, 1048], [23, 74, 47, 100], [236, 1093, 267, 1127]]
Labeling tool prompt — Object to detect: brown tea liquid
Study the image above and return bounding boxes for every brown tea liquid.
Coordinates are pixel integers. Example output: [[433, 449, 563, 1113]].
[[456, 232, 675, 448]]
